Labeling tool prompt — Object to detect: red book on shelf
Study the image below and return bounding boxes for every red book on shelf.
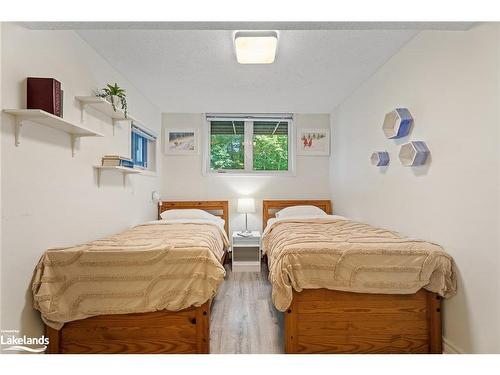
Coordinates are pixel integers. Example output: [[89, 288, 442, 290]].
[[27, 77, 62, 117]]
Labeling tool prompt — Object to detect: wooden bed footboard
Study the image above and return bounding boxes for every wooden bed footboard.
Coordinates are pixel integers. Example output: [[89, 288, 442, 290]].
[[46, 301, 211, 354], [285, 289, 442, 354]]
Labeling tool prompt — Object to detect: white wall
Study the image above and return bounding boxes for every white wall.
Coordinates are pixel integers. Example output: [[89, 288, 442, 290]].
[[330, 23, 500, 353], [161, 113, 331, 232], [0, 23, 161, 338], [0, 23, 3, 328]]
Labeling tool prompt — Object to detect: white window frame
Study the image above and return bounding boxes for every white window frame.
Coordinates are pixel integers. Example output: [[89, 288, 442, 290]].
[[202, 114, 295, 176]]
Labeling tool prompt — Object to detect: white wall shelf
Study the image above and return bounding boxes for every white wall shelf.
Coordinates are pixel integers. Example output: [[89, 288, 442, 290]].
[[94, 166, 142, 188], [76, 96, 135, 135], [382, 108, 413, 139], [3, 109, 104, 156], [399, 141, 430, 167], [371, 151, 390, 167]]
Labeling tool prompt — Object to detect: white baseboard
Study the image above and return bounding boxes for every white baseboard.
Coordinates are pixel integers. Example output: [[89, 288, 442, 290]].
[[443, 337, 463, 354]]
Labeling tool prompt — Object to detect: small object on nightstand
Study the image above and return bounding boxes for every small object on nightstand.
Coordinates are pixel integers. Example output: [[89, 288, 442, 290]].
[[232, 231, 261, 272]]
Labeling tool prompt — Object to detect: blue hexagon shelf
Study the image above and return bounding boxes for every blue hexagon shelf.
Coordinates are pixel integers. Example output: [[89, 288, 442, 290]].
[[371, 151, 390, 166], [399, 141, 430, 166], [382, 108, 413, 139]]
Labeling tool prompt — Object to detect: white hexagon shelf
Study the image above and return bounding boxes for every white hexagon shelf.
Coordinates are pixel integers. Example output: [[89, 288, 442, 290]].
[[399, 141, 430, 166], [382, 108, 413, 139], [370, 151, 390, 166]]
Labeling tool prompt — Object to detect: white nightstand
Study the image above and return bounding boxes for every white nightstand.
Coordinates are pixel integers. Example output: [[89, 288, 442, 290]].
[[231, 231, 261, 272]]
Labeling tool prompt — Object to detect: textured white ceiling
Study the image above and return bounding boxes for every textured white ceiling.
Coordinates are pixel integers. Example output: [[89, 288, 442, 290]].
[[25, 22, 476, 112], [75, 28, 426, 113], [25, 22, 476, 31]]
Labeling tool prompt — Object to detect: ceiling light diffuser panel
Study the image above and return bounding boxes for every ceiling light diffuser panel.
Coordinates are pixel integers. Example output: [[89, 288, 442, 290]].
[[234, 31, 278, 64]]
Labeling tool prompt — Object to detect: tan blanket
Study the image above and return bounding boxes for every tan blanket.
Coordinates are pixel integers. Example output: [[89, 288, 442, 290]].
[[262, 217, 457, 311], [32, 221, 229, 330]]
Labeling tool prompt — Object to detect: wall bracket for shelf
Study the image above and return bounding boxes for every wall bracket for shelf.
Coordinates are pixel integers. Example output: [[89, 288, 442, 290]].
[[14, 118, 24, 147], [96, 168, 101, 187], [71, 135, 81, 157], [79, 102, 89, 123], [111, 119, 124, 136]]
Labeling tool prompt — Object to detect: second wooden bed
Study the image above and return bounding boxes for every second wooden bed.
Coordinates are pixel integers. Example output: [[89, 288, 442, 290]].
[[262, 199, 442, 354]]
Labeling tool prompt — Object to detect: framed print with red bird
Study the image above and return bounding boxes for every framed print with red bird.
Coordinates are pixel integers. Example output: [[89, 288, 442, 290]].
[[297, 128, 330, 156]]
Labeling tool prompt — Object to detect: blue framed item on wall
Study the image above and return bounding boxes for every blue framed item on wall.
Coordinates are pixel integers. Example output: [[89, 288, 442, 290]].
[[382, 108, 413, 139], [370, 151, 390, 166], [399, 141, 430, 166]]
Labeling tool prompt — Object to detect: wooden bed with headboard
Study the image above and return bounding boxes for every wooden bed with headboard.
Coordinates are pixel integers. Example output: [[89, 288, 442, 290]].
[[46, 200, 229, 354], [262, 199, 442, 354], [158, 200, 229, 235]]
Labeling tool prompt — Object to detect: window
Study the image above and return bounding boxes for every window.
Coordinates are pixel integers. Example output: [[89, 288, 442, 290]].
[[253, 121, 289, 171], [206, 114, 293, 174], [131, 131, 148, 168], [131, 124, 157, 171], [210, 121, 245, 170]]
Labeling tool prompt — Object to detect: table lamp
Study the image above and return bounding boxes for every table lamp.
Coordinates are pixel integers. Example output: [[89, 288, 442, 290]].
[[237, 198, 255, 236]]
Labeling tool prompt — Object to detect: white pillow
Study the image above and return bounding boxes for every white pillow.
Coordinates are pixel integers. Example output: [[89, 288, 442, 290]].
[[163, 217, 226, 230], [160, 209, 217, 221], [275, 205, 327, 218]]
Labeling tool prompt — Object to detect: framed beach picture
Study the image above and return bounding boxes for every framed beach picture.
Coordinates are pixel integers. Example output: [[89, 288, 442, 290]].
[[297, 128, 330, 156], [164, 129, 198, 155]]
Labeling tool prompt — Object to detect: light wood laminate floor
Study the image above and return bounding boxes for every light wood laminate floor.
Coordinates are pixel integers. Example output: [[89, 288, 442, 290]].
[[210, 263, 284, 354]]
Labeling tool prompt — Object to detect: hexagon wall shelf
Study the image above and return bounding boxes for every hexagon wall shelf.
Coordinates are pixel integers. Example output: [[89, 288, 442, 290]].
[[399, 141, 430, 166], [382, 108, 413, 139], [371, 151, 390, 166]]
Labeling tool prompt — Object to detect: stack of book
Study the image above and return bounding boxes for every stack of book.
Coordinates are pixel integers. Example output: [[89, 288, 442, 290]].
[[101, 155, 134, 168]]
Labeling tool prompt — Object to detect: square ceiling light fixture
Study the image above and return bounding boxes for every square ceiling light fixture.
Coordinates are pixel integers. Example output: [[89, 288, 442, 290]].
[[234, 31, 278, 64]]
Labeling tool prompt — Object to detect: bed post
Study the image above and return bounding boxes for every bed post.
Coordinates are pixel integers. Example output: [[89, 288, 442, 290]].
[[195, 300, 211, 354], [46, 325, 60, 354], [284, 294, 298, 353], [428, 292, 443, 353]]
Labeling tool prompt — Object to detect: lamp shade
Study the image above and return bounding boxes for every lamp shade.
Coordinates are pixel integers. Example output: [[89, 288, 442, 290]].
[[237, 198, 256, 213]]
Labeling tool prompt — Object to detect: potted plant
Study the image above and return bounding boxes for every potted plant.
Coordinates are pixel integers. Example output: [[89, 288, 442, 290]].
[[96, 83, 128, 118]]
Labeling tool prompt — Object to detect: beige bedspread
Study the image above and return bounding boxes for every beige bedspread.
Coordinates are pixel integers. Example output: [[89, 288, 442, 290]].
[[262, 217, 457, 311], [32, 221, 229, 330]]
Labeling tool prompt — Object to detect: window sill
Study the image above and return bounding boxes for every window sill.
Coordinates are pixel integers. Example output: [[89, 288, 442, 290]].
[[204, 170, 296, 177]]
